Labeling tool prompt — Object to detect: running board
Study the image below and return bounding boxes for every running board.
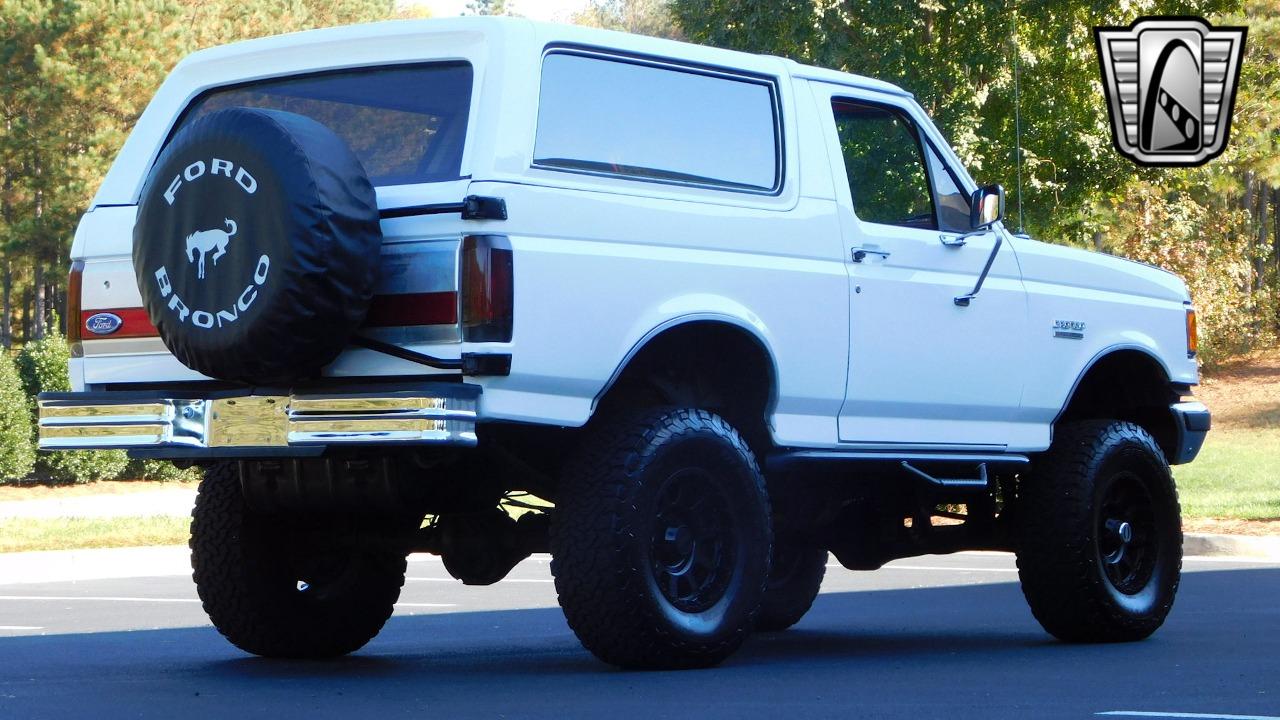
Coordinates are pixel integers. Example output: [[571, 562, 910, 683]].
[[767, 449, 1029, 490]]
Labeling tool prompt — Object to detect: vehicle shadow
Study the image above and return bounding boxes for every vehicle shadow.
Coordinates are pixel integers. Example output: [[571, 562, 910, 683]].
[[1, 567, 1277, 719]]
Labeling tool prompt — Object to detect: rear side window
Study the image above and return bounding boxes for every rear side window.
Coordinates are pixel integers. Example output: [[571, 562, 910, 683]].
[[533, 52, 781, 192], [176, 63, 473, 187]]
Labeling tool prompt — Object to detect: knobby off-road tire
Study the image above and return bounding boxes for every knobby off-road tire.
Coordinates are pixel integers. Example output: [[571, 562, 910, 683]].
[[756, 544, 827, 632], [1015, 420, 1182, 643], [190, 461, 408, 658], [551, 408, 772, 669]]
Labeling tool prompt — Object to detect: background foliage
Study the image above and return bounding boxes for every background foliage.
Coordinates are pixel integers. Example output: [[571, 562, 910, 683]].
[[15, 330, 128, 483], [0, 350, 35, 481]]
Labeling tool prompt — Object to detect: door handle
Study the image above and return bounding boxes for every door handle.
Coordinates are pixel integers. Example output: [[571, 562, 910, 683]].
[[851, 247, 891, 263]]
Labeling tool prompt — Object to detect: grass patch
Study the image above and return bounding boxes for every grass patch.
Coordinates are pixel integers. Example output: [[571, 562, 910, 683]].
[[0, 480, 197, 502], [0, 515, 190, 553], [1173, 427, 1280, 520]]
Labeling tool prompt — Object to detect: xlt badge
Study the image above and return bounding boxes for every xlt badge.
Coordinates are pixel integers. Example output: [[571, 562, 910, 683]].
[[1054, 320, 1086, 339]]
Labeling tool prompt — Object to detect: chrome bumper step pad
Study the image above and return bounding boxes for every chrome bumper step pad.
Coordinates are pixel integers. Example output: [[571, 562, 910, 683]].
[[37, 385, 479, 452]]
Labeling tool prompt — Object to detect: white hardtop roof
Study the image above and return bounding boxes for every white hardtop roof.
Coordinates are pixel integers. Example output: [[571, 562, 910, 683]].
[[175, 15, 911, 97]]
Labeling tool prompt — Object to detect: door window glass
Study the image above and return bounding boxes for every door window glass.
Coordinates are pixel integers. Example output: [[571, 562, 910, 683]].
[[832, 100, 934, 229], [924, 142, 972, 233]]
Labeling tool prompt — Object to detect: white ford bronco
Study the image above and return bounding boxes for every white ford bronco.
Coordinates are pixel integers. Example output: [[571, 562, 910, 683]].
[[41, 17, 1210, 669]]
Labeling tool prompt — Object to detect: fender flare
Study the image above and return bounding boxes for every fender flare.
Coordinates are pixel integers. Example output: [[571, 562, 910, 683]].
[[1051, 343, 1175, 429], [590, 312, 782, 417]]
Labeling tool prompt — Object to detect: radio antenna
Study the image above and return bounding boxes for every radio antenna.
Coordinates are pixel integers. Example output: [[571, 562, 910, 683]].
[[1013, 7, 1025, 234]]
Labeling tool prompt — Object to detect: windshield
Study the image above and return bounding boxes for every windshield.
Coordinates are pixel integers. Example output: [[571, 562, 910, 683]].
[[176, 62, 473, 187]]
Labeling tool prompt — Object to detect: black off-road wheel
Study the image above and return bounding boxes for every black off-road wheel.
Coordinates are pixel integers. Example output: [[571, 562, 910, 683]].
[[190, 461, 408, 658], [756, 543, 827, 632], [551, 408, 772, 669], [1015, 420, 1182, 643]]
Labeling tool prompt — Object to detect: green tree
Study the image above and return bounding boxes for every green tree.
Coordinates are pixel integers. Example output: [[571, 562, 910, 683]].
[[467, 0, 511, 16], [15, 330, 128, 483], [573, 0, 684, 39], [0, 350, 35, 482]]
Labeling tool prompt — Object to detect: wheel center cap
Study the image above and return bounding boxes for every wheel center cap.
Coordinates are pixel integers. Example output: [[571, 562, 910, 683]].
[[1117, 521, 1133, 543], [665, 526, 694, 557], [1105, 518, 1133, 545]]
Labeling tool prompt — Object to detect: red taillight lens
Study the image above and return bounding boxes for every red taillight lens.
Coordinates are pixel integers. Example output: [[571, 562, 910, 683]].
[[460, 234, 513, 343], [1186, 308, 1198, 359], [67, 260, 84, 358]]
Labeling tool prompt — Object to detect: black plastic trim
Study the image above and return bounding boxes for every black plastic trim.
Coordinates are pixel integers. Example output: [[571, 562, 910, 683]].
[[38, 380, 482, 404], [379, 195, 507, 221], [1169, 401, 1211, 465], [461, 353, 512, 376], [349, 335, 463, 370]]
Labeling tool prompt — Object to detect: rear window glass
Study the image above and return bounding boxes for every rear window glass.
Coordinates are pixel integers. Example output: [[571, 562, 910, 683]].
[[176, 62, 473, 187], [533, 53, 781, 192]]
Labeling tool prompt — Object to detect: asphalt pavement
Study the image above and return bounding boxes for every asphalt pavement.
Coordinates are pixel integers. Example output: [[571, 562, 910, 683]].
[[0, 551, 1276, 719]]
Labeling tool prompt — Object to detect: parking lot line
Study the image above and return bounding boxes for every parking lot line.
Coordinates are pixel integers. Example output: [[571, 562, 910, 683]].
[[1095, 707, 1280, 712], [0, 595, 200, 603]]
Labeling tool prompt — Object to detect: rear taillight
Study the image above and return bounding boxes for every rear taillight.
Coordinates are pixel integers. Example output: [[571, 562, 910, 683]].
[[1186, 308, 1198, 359], [460, 234, 513, 343], [67, 260, 84, 358]]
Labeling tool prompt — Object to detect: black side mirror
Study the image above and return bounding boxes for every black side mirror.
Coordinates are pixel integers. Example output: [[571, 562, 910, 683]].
[[970, 184, 1005, 229]]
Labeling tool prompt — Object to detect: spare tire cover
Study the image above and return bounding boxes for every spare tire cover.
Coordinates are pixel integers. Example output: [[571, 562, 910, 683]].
[[133, 107, 381, 384]]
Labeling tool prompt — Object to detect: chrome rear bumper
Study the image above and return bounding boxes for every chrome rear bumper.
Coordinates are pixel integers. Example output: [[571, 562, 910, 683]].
[[37, 383, 480, 456]]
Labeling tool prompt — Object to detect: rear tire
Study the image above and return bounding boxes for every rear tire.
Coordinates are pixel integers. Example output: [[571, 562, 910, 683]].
[[551, 408, 772, 669], [756, 544, 826, 632], [190, 461, 408, 658], [1014, 420, 1182, 643]]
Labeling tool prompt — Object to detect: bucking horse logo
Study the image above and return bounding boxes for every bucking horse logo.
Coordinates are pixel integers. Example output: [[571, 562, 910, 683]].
[[185, 218, 237, 280]]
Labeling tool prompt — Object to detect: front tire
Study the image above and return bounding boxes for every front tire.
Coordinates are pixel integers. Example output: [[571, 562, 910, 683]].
[[551, 408, 772, 669], [190, 461, 408, 658], [1015, 420, 1182, 643], [756, 543, 826, 632]]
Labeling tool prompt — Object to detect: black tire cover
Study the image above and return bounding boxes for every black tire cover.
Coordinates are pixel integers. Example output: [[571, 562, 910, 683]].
[[133, 107, 381, 384]]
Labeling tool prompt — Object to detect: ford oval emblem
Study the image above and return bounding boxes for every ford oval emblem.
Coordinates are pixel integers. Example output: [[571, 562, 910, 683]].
[[85, 312, 123, 336]]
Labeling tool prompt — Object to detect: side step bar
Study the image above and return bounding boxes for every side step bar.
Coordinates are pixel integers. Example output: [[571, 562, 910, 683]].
[[768, 449, 1030, 490], [900, 460, 992, 489]]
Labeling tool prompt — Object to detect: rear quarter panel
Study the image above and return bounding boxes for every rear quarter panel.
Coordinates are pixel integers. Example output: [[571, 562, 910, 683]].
[[467, 37, 850, 443]]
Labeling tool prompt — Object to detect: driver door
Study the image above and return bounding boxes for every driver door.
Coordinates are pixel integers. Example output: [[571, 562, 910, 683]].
[[812, 84, 1030, 448]]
